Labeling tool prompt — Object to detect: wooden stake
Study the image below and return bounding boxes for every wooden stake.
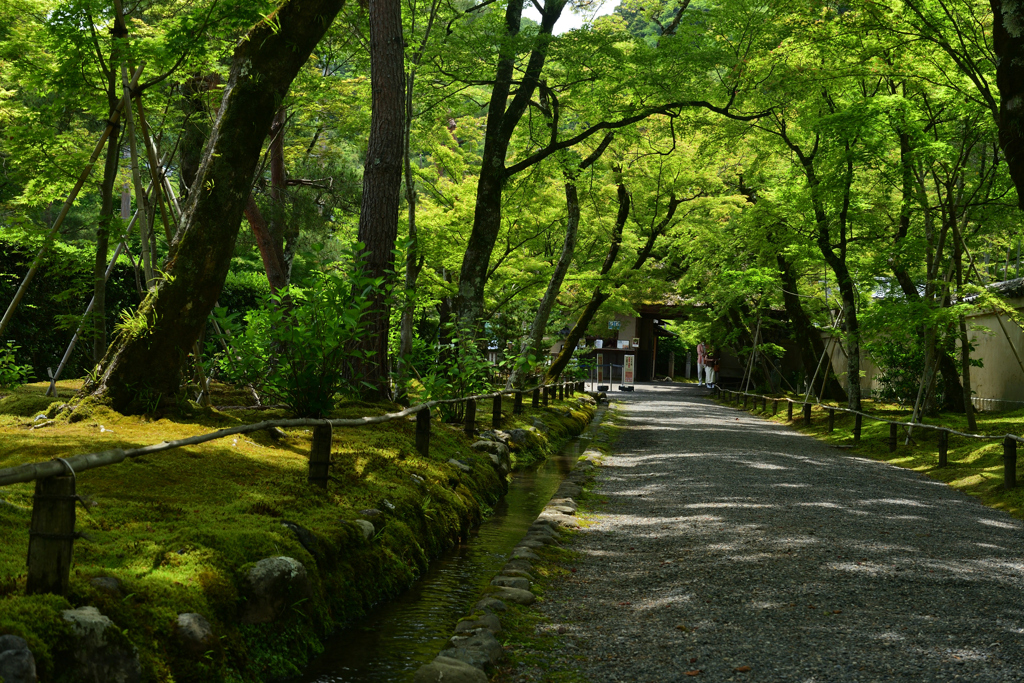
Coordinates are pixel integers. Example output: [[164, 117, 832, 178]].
[[514, 391, 523, 415], [787, 401, 793, 421], [532, 388, 540, 408], [1004, 436, 1017, 490], [558, 384, 564, 401], [888, 423, 898, 452], [854, 413, 862, 444], [743, 394, 748, 410], [464, 399, 477, 438], [828, 409, 835, 433], [27, 474, 76, 596], [772, 400, 778, 416], [543, 387, 549, 407], [492, 395, 502, 429], [938, 430, 948, 467], [416, 407, 431, 457], [802, 403, 811, 425], [308, 423, 332, 487]]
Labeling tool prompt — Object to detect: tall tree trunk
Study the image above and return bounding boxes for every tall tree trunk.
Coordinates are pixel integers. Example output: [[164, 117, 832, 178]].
[[455, 0, 564, 329], [991, 0, 1024, 208], [178, 74, 218, 199], [954, 218, 978, 429], [82, 0, 347, 413], [356, 0, 406, 400], [776, 252, 847, 402]]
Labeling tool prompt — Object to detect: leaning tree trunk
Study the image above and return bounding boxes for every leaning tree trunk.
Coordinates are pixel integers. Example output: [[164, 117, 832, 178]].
[[83, 0, 347, 413], [508, 180, 581, 388], [356, 0, 406, 401]]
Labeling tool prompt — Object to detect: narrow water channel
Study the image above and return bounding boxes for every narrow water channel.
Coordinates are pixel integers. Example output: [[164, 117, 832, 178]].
[[296, 420, 599, 683]]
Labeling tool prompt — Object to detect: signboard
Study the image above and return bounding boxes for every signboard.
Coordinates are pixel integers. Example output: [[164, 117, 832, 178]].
[[608, 320, 621, 330], [631, 337, 640, 348], [596, 354, 604, 382], [624, 354, 635, 384]]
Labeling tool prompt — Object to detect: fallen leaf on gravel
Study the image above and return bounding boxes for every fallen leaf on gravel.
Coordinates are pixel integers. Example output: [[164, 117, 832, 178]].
[[689, 658, 698, 663], [617, 601, 631, 605], [570, 568, 577, 573], [734, 666, 752, 672], [685, 670, 701, 676], [832, 610, 842, 614], [675, 625, 688, 631]]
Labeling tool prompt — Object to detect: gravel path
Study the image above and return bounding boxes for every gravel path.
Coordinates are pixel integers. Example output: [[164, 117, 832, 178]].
[[512, 383, 1024, 682]]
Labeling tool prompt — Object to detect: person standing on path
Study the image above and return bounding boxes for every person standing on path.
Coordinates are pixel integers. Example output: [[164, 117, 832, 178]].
[[704, 350, 717, 388], [696, 341, 707, 386]]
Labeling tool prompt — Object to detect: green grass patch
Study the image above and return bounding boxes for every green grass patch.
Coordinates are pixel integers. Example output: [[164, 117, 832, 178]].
[[0, 380, 595, 682], [716, 392, 1024, 520]]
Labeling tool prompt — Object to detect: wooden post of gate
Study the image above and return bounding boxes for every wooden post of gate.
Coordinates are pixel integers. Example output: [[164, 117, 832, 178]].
[[558, 384, 564, 401], [772, 400, 778, 416], [853, 413, 862, 443], [464, 399, 477, 437], [543, 387, 549, 407], [787, 401, 793, 421], [828, 409, 835, 433], [802, 403, 811, 425], [308, 423, 332, 488], [514, 391, 523, 415], [492, 394, 502, 429], [532, 388, 540, 408], [26, 474, 76, 596], [416, 407, 431, 457], [1003, 436, 1017, 490], [938, 430, 949, 467]]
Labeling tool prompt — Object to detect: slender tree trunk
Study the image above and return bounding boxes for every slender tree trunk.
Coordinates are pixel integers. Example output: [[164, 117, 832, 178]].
[[954, 219, 978, 429], [83, 0, 347, 413], [356, 0, 406, 400], [91, 7, 128, 364], [508, 179, 581, 388], [178, 74, 219, 199]]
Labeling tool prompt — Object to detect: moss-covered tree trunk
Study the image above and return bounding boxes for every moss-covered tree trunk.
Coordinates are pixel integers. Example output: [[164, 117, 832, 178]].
[[991, 0, 1024, 209], [356, 0, 406, 400], [83, 0, 346, 413]]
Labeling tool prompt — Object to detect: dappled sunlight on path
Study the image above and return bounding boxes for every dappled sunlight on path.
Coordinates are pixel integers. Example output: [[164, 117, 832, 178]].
[[527, 383, 1024, 682]]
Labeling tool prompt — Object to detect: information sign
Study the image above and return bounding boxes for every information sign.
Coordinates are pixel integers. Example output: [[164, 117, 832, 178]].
[[624, 354, 635, 384]]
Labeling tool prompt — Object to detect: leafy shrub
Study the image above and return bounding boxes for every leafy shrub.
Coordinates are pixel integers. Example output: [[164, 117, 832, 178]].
[[210, 248, 380, 417], [0, 341, 33, 388]]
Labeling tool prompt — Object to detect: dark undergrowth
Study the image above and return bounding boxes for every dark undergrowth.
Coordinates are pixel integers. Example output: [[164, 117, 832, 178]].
[[0, 380, 595, 682]]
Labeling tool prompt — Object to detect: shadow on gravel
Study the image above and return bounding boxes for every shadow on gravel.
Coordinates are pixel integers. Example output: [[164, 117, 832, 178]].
[[540, 383, 1024, 682]]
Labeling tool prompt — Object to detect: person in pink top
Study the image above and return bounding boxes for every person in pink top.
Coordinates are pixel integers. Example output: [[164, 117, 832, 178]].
[[696, 341, 707, 386]]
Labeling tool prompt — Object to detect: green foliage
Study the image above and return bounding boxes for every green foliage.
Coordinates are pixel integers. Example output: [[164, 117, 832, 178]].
[[414, 327, 497, 421], [211, 246, 380, 418], [0, 341, 32, 388]]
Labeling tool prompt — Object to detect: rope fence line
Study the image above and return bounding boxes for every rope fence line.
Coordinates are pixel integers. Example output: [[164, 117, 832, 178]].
[[713, 386, 1021, 491], [1, 380, 586, 596]]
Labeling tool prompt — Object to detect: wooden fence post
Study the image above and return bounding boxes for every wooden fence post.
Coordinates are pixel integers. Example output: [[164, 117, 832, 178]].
[[532, 388, 540, 408], [492, 394, 502, 429], [1004, 436, 1017, 490], [888, 423, 898, 452], [743, 394, 748, 410], [558, 384, 564, 401], [761, 396, 767, 412], [853, 413, 862, 444], [417, 407, 431, 457], [828, 409, 835, 433], [308, 423, 332, 488], [543, 387, 549, 407], [787, 401, 793, 421], [27, 474, 76, 596], [772, 400, 778, 416], [465, 399, 477, 437], [802, 403, 811, 425], [938, 430, 949, 467], [514, 391, 523, 415]]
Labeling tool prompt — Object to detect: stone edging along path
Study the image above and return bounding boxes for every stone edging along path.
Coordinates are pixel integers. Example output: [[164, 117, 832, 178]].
[[412, 400, 611, 683]]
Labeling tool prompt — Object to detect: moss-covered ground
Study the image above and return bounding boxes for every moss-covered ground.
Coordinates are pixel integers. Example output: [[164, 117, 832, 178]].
[[0, 380, 594, 683], [714, 391, 1024, 521]]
